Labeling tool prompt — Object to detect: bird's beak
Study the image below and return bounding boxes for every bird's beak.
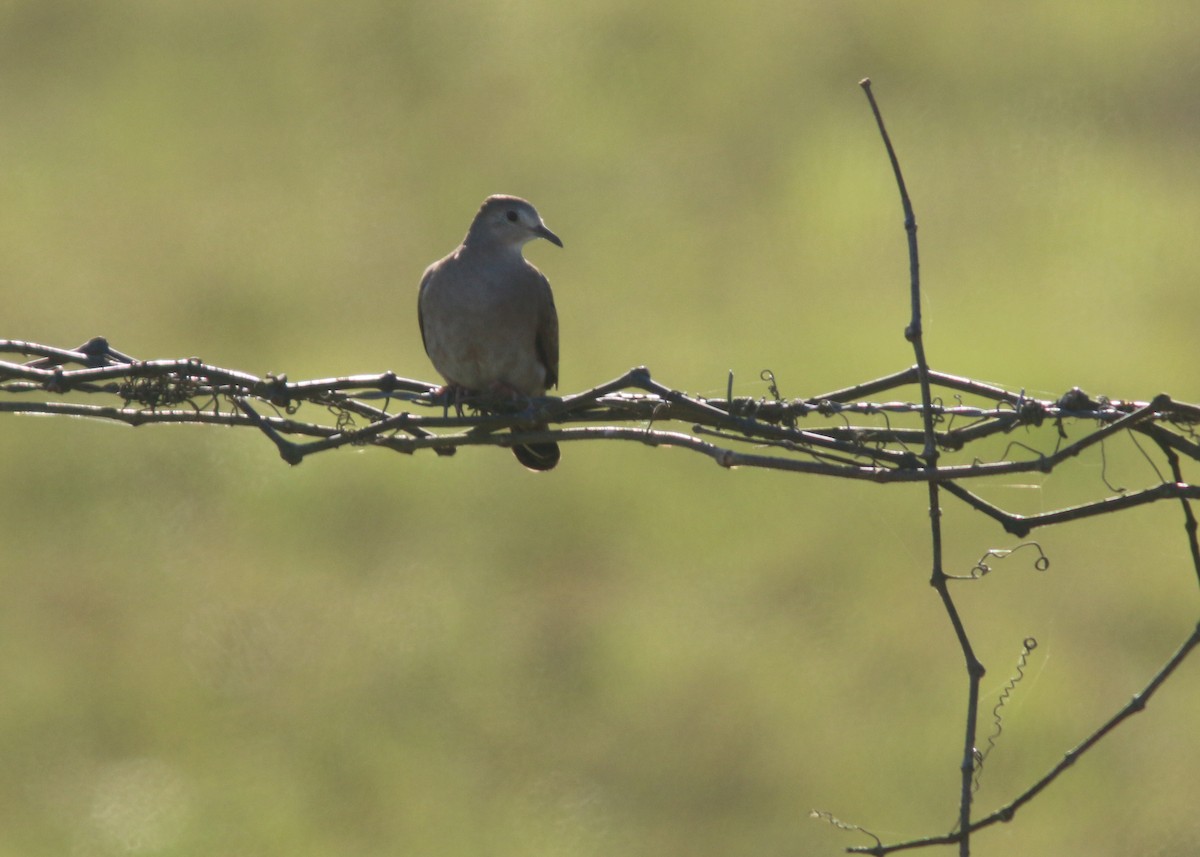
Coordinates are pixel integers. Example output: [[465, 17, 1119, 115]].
[[536, 223, 563, 248]]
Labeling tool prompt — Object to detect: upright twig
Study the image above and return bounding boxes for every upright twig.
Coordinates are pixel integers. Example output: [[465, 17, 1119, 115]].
[[860, 77, 982, 856]]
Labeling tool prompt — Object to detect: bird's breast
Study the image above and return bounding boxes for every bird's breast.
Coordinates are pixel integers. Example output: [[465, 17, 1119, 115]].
[[420, 259, 548, 396]]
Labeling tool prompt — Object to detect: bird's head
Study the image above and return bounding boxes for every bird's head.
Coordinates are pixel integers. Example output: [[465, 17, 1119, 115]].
[[467, 195, 563, 251]]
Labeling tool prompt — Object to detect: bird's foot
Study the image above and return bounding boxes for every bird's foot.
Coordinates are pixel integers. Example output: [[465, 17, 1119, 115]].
[[432, 383, 472, 417]]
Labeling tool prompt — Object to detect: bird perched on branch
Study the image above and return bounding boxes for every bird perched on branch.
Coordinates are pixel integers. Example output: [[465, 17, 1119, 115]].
[[418, 195, 562, 471]]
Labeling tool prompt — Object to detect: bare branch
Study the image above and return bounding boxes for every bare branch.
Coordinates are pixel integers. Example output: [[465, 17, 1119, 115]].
[[4, 86, 1199, 857]]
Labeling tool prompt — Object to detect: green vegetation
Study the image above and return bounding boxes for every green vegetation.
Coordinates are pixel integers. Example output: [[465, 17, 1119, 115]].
[[2, 3, 1198, 855]]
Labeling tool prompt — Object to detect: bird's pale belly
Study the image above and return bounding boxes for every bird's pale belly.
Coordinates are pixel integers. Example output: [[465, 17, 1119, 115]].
[[425, 322, 546, 396]]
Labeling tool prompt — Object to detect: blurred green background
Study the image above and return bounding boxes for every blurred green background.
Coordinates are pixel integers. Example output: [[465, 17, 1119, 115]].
[[2, 2, 1199, 855]]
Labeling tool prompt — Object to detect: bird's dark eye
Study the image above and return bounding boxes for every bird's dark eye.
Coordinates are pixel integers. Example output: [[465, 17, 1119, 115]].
[[506, 210, 519, 222]]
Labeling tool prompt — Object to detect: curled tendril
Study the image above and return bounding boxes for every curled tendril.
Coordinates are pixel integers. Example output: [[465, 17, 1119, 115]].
[[876, 410, 915, 455], [929, 395, 946, 426], [1126, 429, 1166, 483], [957, 542, 1050, 580], [1099, 438, 1126, 494], [809, 810, 882, 850], [761, 368, 783, 402], [998, 439, 1049, 462], [1174, 418, 1200, 442], [943, 393, 965, 433], [333, 408, 357, 434], [191, 392, 220, 415], [118, 375, 200, 409], [972, 637, 1040, 795], [645, 400, 669, 433]]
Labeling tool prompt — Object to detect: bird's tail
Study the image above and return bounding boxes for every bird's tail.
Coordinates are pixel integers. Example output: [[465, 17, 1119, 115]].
[[512, 434, 560, 471]]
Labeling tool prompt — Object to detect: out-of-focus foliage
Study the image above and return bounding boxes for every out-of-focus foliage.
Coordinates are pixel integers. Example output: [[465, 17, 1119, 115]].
[[1, 3, 1198, 855]]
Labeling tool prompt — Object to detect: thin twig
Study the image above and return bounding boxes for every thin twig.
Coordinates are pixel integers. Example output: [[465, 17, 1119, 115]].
[[861, 77, 981, 856]]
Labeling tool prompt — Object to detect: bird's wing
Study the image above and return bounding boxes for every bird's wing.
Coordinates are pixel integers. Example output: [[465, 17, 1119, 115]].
[[534, 270, 559, 390], [416, 264, 434, 357]]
